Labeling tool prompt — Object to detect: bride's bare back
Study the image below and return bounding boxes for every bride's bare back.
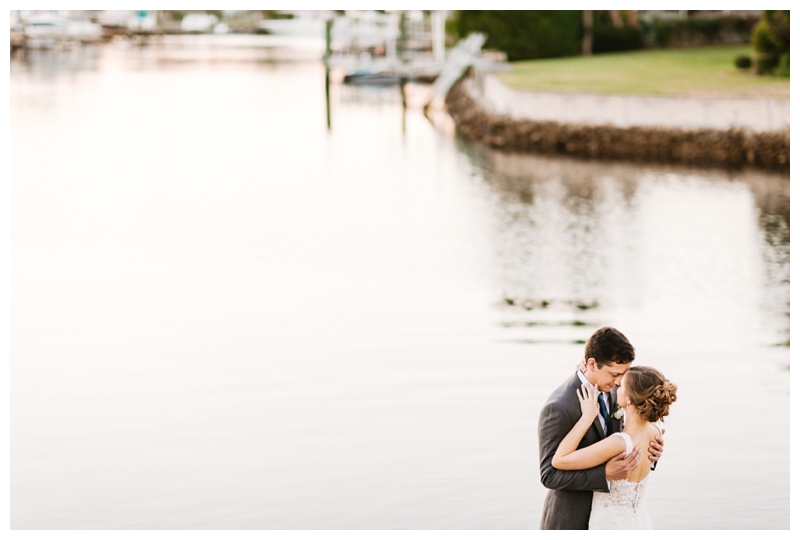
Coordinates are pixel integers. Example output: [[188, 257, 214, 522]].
[[622, 423, 662, 483]]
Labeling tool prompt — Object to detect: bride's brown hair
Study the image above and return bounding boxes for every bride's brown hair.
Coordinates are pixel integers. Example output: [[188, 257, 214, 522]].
[[624, 366, 677, 422]]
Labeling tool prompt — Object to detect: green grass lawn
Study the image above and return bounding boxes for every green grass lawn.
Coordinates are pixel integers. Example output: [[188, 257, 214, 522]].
[[497, 45, 789, 98]]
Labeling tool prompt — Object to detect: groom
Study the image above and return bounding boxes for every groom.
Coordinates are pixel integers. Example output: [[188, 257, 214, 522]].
[[538, 326, 664, 529]]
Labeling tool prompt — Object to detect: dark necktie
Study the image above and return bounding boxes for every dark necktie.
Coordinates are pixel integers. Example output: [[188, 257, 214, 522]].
[[598, 393, 611, 436]]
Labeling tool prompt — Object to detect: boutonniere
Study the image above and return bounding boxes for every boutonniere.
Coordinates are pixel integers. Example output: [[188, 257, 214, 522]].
[[612, 403, 625, 420]]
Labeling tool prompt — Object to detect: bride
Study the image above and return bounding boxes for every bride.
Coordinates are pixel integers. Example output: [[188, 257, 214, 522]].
[[551, 366, 678, 529]]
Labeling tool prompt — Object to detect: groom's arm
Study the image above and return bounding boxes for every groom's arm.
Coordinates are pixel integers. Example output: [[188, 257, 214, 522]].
[[538, 402, 609, 493]]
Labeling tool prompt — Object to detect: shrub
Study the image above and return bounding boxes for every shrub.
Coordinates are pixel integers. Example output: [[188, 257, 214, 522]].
[[755, 54, 779, 74], [454, 10, 583, 61], [686, 17, 723, 41], [642, 14, 757, 48], [752, 19, 778, 55], [774, 53, 790, 77], [734, 55, 752, 69], [752, 11, 790, 76], [763, 10, 790, 54], [593, 25, 644, 53]]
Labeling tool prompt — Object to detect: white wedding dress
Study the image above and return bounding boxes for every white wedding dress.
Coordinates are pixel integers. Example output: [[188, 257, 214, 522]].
[[588, 432, 653, 530]]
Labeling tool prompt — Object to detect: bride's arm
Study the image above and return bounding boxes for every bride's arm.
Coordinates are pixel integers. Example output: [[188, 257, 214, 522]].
[[552, 384, 627, 470], [553, 433, 627, 470]]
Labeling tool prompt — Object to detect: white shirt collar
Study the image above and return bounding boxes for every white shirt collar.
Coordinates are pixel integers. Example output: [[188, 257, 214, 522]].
[[576, 370, 608, 398]]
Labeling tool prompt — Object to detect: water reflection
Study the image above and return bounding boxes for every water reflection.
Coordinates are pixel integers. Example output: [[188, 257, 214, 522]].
[[462, 145, 790, 349], [11, 35, 326, 75], [11, 44, 101, 78]]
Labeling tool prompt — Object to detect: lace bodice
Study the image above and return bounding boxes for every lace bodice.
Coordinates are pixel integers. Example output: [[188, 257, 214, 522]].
[[588, 432, 653, 529], [593, 477, 649, 511]]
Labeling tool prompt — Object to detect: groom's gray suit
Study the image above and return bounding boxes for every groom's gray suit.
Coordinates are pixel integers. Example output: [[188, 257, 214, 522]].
[[538, 372, 622, 530]]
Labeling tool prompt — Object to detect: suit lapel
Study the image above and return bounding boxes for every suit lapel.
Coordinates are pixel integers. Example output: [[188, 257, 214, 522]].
[[593, 412, 606, 439], [609, 386, 620, 434], [573, 372, 609, 440]]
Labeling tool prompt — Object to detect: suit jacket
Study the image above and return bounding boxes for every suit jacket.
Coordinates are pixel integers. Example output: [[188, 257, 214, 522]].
[[538, 372, 622, 530]]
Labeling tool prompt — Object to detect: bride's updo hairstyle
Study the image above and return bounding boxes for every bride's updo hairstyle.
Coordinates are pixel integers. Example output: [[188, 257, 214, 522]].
[[624, 366, 677, 422]]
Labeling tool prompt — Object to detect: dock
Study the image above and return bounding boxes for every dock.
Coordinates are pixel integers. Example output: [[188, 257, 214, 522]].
[[323, 11, 448, 84]]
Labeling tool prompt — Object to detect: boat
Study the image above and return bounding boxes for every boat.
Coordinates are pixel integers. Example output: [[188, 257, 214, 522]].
[[67, 20, 103, 42], [23, 13, 102, 48], [343, 67, 402, 86], [181, 13, 218, 33], [24, 13, 66, 48], [257, 16, 326, 36]]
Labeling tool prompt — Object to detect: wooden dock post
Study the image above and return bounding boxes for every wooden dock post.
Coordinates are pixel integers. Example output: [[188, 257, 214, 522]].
[[325, 18, 333, 130], [399, 12, 407, 61]]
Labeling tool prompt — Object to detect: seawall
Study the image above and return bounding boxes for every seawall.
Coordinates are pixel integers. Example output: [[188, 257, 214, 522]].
[[445, 68, 789, 172]]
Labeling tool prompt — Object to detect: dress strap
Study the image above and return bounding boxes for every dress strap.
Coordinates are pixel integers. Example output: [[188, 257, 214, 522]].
[[611, 432, 634, 455]]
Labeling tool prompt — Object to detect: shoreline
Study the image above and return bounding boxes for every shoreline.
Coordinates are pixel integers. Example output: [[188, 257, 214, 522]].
[[444, 68, 789, 172]]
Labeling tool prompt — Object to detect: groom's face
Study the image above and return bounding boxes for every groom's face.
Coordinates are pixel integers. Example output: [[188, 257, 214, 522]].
[[585, 359, 631, 392]]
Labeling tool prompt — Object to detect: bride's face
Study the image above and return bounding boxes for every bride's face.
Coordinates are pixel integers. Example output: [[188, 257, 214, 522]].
[[617, 374, 628, 406]]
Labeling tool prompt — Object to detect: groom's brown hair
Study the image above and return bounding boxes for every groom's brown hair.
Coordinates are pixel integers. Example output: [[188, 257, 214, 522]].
[[584, 326, 635, 367]]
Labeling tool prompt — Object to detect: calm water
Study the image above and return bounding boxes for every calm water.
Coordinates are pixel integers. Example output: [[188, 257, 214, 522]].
[[10, 35, 789, 529]]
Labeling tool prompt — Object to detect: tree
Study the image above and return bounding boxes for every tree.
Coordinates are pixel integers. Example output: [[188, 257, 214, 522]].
[[752, 10, 789, 75], [582, 10, 592, 55]]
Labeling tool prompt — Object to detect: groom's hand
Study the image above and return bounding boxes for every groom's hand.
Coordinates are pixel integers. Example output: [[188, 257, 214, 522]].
[[605, 447, 640, 481], [648, 431, 665, 463]]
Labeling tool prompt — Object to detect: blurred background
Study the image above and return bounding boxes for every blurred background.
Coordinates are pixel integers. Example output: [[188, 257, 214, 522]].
[[10, 9, 789, 530]]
